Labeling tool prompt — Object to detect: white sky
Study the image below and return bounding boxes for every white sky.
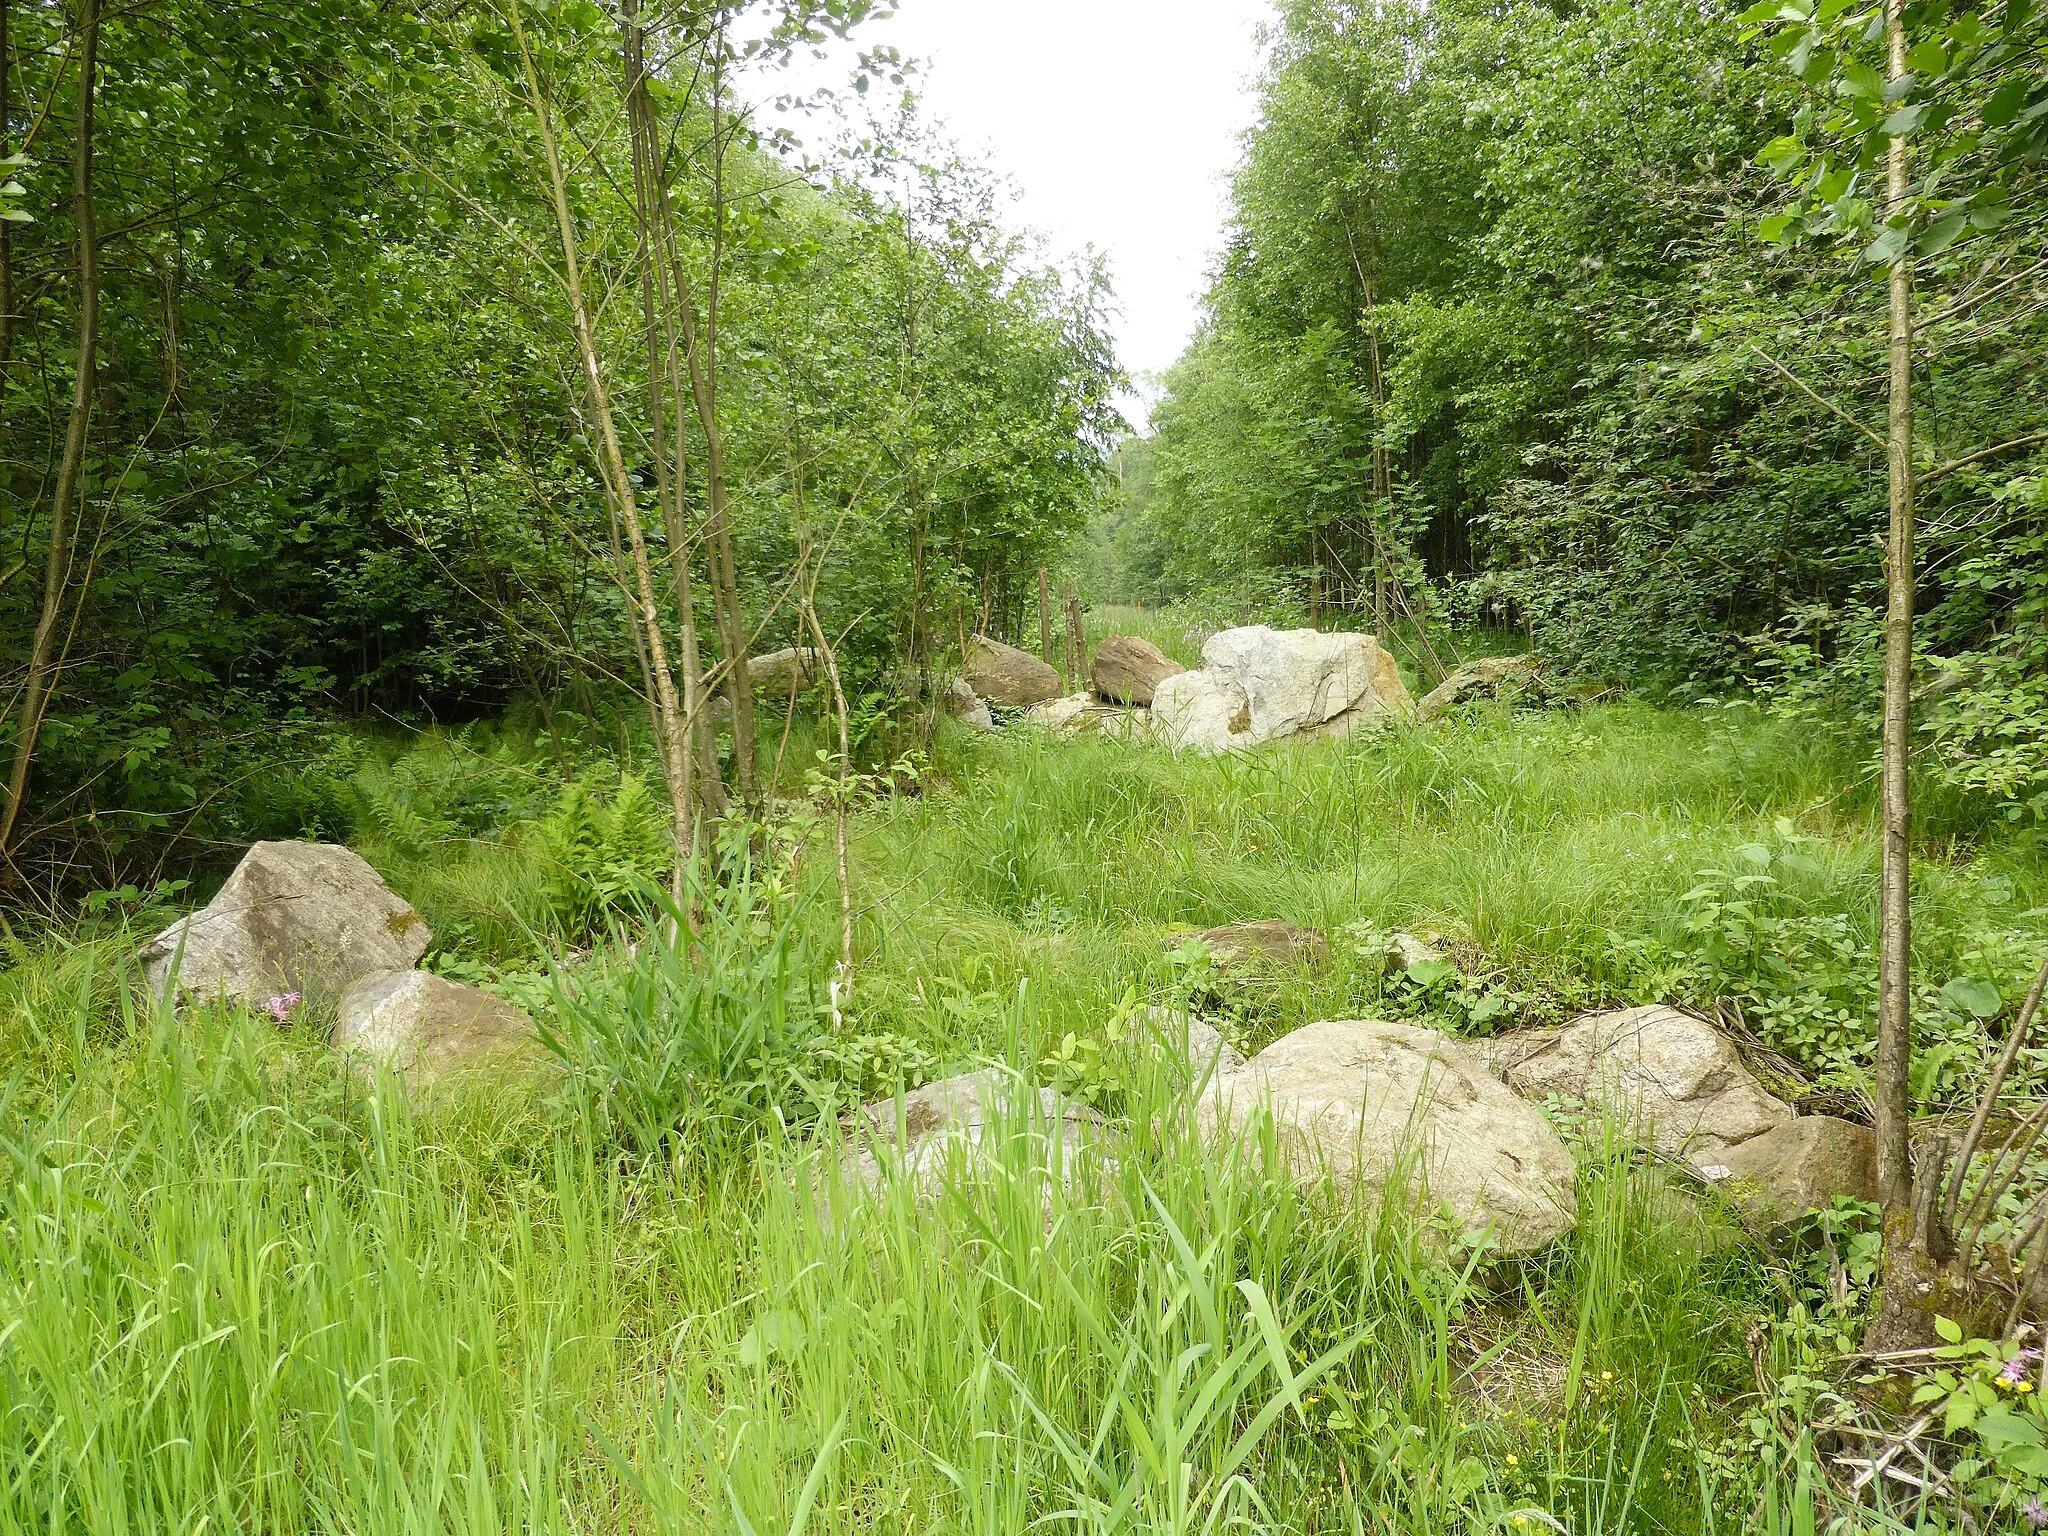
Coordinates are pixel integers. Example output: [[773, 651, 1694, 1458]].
[[759, 0, 1274, 424]]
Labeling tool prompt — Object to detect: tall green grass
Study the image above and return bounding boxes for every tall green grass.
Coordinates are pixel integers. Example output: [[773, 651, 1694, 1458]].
[[4, 696, 2040, 1531]]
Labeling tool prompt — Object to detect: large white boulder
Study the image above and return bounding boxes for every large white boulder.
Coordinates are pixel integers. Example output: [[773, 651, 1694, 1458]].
[[1484, 1005, 1796, 1160], [1153, 628, 1411, 753], [1198, 1019, 1577, 1256], [1152, 669, 1254, 753], [140, 842, 430, 1008], [334, 969, 537, 1078]]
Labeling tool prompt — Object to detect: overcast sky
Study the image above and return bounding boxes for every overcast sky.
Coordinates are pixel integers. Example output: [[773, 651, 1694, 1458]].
[[759, 1, 1274, 424]]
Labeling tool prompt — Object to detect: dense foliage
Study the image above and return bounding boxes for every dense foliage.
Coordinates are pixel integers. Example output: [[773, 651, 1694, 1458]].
[[0, 0, 1118, 896], [1106, 0, 2048, 822]]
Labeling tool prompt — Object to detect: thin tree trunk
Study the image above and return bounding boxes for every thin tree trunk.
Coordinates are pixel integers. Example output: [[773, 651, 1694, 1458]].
[[623, 0, 721, 880], [1874, 0, 1918, 1222], [1038, 567, 1054, 675], [0, 0, 98, 867], [0, 0, 16, 374], [509, 5, 693, 873]]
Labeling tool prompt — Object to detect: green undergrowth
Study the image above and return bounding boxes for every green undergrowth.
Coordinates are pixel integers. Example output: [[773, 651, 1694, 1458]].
[[4, 693, 2048, 1530]]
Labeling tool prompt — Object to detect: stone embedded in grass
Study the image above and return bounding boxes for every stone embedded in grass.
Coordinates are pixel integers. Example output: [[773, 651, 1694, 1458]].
[[1482, 1005, 1796, 1160], [1023, 692, 1150, 738], [965, 637, 1062, 707], [1694, 1115, 1876, 1223], [333, 969, 538, 1079], [1132, 1004, 1246, 1075], [1089, 634, 1185, 706], [836, 1069, 1107, 1203], [1024, 693, 1095, 733], [139, 841, 430, 1010], [1196, 1019, 1578, 1257], [943, 675, 997, 732], [1198, 920, 1329, 969], [1417, 654, 1541, 719]]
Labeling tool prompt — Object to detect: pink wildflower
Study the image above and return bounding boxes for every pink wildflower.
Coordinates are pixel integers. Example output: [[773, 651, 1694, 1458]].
[[2022, 1496, 2048, 1528], [265, 991, 303, 1024], [2002, 1350, 2044, 1386]]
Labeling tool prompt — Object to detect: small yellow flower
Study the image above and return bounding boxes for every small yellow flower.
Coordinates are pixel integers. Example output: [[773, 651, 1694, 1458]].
[[1600, 1370, 1612, 1381], [2023, 1381, 2037, 1394], [1506, 1455, 1518, 1468]]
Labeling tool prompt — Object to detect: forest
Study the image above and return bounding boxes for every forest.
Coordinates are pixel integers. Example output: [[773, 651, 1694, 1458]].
[[3, 0, 2048, 1531]]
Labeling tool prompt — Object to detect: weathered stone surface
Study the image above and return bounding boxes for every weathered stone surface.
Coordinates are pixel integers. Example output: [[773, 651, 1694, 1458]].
[[1381, 931, 1447, 974], [837, 1069, 1104, 1199], [334, 969, 537, 1077], [1199, 920, 1329, 968], [944, 675, 997, 732], [749, 646, 821, 698], [1025, 693, 1095, 733], [140, 842, 430, 1008], [1418, 655, 1539, 719], [1134, 1004, 1246, 1075], [1695, 1115, 1876, 1222], [1090, 634, 1185, 707], [1485, 1005, 1795, 1159], [1198, 1020, 1577, 1256], [1152, 669, 1254, 753], [965, 637, 1062, 708], [1153, 627, 1410, 753]]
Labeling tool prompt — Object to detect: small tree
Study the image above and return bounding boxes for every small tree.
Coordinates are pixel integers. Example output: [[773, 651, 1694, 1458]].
[[1746, 0, 2048, 1340]]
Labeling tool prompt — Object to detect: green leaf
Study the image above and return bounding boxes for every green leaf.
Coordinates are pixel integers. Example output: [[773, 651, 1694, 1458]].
[[0, 210, 31, 224], [1881, 103, 1929, 136], [1905, 39, 1947, 75], [1984, 78, 2029, 127], [1934, 1314, 1964, 1344], [1916, 213, 1969, 255], [1939, 976, 2002, 1019], [1838, 61, 1886, 100], [1760, 136, 1806, 173], [1759, 212, 1800, 243]]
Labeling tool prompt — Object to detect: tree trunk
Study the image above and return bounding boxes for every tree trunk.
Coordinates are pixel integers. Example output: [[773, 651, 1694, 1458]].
[[1038, 567, 1054, 676], [0, 0, 16, 375], [622, 0, 724, 878], [0, 0, 99, 869], [509, 4, 694, 878], [1874, 0, 1918, 1223]]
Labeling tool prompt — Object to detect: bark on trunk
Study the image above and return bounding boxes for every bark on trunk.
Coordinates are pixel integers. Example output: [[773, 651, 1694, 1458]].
[[0, 0, 16, 374], [0, 0, 99, 867], [1874, 0, 1918, 1221]]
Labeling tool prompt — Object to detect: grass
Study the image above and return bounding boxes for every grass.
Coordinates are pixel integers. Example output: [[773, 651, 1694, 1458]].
[[3, 681, 2046, 1532]]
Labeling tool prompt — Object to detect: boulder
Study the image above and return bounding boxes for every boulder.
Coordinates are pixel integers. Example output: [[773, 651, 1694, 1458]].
[[333, 969, 537, 1077], [1484, 1005, 1795, 1159], [1198, 1020, 1577, 1256], [140, 841, 430, 1009], [944, 675, 997, 732], [1152, 669, 1254, 753], [1090, 634, 1185, 707], [1025, 693, 1096, 733], [965, 637, 1062, 708], [1695, 1116, 1877, 1223], [749, 646, 821, 698], [837, 1069, 1104, 1200], [1418, 655, 1539, 719], [1385, 931, 1448, 974], [1133, 1004, 1246, 1076], [1199, 920, 1329, 968], [1153, 627, 1411, 753]]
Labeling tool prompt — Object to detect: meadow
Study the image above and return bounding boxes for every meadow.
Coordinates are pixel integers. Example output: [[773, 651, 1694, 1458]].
[[3, 660, 2045, 1534]]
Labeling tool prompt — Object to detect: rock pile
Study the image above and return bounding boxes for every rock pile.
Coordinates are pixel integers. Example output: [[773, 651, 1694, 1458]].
[[140, 841, 534, 1081]]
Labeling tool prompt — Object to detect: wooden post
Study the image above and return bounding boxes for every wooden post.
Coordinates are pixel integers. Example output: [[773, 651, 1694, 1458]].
[[1038, 567, 1055, 678]]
